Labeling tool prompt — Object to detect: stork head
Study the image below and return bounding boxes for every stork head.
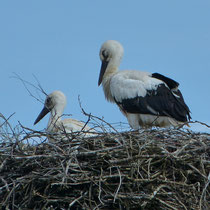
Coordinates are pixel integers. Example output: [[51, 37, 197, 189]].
[[34, 90, 67, 125], [98, 40, 124, 86]]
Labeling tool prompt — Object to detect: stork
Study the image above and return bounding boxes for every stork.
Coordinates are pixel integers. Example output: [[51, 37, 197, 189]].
[[98, 40, 191, 129], [34, 90, 95, 141]]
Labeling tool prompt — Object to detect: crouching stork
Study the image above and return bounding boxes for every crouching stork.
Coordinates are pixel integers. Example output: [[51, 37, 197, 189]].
[[34, 90, 95, 142]]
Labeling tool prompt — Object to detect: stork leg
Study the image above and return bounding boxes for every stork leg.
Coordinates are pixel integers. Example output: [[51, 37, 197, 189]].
[[127, 113, 140, 130]]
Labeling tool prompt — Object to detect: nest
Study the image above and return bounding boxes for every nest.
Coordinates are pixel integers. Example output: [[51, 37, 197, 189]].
[[0, 114, 210, 210]]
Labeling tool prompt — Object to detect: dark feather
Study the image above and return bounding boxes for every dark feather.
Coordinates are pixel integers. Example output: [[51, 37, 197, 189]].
[[115, 84, 191, 122], [151, 73, 179, 89]]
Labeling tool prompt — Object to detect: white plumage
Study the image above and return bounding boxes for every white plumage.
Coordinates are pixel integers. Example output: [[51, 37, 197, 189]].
[[34, 90, 95, 141], [98, 40, 191, 129]]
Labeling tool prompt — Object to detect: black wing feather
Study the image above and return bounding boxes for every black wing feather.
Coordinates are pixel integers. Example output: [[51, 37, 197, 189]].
[[115, 84, 191, 122], [151, 73, 179, 89]]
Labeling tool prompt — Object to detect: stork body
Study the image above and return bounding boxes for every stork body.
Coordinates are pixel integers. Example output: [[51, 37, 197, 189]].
[[98, 40, 191, 129], [34, 91, 94, 141]]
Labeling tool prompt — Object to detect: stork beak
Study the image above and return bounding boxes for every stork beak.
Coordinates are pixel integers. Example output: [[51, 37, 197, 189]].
[[34, 106, 50, 125], [98, 60, 109, 86]]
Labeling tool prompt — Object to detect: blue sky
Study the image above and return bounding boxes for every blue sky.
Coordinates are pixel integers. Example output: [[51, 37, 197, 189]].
[[0, 0, 210, 133]]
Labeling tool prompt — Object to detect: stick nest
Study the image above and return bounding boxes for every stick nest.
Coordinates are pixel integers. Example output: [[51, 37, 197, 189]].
[[0, 118, 210, 210]]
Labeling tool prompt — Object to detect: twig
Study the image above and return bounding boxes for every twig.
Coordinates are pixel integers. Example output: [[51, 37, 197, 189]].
[[69, 192, 87, 207], [78, 95, 123, 138], [113, 167, 122, 203], [191, 120, 210, 129], [98, 168, 104, 205], [11, 73, 47, 103]]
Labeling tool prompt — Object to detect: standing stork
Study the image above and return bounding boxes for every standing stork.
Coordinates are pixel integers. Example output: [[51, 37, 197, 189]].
[[34, 90, 95, 141], [98, 40, 191, 129]]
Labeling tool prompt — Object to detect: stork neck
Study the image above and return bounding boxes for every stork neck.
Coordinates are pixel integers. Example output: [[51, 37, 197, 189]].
[[47, 109, 62, 132], [102, 66, 118, 102], [103, 53, 121, 80]]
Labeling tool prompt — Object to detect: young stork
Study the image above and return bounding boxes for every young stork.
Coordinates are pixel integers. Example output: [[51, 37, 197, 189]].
[[34, 90, 95, 141], [98, 40, 191, 129]]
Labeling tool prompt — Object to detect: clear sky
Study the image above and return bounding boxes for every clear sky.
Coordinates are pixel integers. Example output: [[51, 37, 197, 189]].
[[1, 0, 210, 133]]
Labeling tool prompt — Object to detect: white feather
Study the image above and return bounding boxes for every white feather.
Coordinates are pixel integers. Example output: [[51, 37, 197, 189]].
[[110, 70, 163, 102]]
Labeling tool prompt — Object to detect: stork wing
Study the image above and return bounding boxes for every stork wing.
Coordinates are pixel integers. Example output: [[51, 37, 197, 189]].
[[111, 73, 191, 122]]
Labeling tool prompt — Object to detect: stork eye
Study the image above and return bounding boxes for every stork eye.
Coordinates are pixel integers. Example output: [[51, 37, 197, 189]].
[[102, 50, 109, 61], [46, 97, 51, 104]]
